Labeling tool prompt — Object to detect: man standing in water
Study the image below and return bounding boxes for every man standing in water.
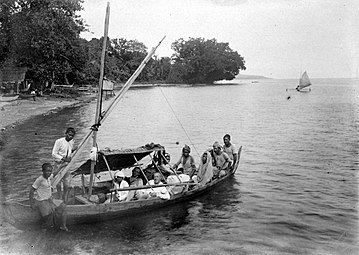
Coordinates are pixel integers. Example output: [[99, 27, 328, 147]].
[[223, 134, 237, 170], [52, 127, 77, 201], [29, 163, 68, 231]]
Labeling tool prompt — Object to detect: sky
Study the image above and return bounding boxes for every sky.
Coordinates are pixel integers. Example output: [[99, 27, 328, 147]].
[[79, 0, 359, 79]]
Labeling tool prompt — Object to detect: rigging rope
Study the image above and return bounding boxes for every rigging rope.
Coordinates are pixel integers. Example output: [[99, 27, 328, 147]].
[[158, 87, 200, 158]]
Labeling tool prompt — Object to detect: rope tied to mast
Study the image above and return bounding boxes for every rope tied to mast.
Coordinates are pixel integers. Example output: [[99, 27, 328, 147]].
[[158, 87, 200, 158], [91, 123, 101, 131]]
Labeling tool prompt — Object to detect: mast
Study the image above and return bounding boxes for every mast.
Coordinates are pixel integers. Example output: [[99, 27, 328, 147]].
[[52, 43, 165, 188], [88, 2, 110, 197]]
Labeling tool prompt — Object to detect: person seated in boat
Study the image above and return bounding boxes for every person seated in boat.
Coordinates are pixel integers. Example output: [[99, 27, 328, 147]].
[[222, 134, 238, 170], [166, 168, 191, 195], [192, 151, 214, 186], [104, 171, 129, 203], [146, 172, 170, 200], [212, 141, 232, 178], [29, 162, 68, 231], [172, 145, 196, 179], [126, 167, 148, 201], [158, 152, 175, 178], [142, 155, 160, 184]]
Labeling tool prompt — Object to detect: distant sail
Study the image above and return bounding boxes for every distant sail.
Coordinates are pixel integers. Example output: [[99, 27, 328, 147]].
[[297, 71, 311, 90]]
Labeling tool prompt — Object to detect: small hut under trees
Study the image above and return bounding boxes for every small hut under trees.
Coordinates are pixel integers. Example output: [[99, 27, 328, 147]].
[[0, 67, 28, 95]]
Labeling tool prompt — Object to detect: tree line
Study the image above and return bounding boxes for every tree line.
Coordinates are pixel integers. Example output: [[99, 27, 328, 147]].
[[0, 0, 246, 88]]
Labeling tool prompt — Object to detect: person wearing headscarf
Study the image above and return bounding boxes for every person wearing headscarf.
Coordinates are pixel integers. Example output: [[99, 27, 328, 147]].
[[193, 151, 214, 185], [172, 145, 196, 178], [212, 141, 232, 177]]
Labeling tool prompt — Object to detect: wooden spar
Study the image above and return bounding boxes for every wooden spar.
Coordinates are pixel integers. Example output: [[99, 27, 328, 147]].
[[52, 36, 166, 187], [88, 2, 110, 197], [100, 35, 166, 124], [159, 153, 183, 183], [101, 154, 115, 182], [133, 155, 154, 192], [53, 131, 93, 186], [148, 153, 166, 181], [110, 182, 196, 192]]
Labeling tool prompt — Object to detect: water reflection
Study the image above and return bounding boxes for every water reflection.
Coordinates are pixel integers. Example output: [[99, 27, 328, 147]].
[[1, 79, 358, 254]]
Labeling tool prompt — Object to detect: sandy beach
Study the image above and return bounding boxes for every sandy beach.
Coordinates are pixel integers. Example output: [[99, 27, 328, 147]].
[[0, 95, 95, 131]]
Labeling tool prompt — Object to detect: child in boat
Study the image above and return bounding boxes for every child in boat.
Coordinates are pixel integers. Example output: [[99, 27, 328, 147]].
[[104, 171, 129, 203], [126, 167, 148, 201], [29, 162, 68, 231]]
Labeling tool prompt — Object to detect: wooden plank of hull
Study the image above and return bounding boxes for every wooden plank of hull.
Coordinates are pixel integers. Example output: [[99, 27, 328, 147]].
[[2, 172, 233, 227], [3, 146, 242, 227], [66, 172, 233, 224], [2, 201, 41, 227]]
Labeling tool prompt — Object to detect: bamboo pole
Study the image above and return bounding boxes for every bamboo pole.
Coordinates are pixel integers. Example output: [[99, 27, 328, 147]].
[[52, 36, 165, 187], [110, 182, 197, 192], [133, 155, 155, 192], [88, 2, 110, 198], [102, 154, 116, 202]]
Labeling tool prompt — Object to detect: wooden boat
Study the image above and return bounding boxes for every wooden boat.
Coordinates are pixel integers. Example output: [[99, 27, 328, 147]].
[[2, 146, 242, 228], [18, 93, 36, 100], [0, 94, 19, 102], [1, 3, 242, 229]]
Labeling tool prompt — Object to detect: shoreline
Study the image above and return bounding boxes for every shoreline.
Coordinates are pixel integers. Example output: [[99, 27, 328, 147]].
[[0, 95, 96, 150]]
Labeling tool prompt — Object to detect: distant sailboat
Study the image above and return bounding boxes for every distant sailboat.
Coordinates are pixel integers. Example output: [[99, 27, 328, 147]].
[[295, 71, 311, 92]]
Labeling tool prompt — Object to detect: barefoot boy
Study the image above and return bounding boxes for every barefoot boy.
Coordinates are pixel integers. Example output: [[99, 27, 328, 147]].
[[29, 162, 68, 231]]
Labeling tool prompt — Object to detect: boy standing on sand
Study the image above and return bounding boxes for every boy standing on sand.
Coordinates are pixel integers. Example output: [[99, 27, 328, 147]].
[[29, 163, 68, 231]]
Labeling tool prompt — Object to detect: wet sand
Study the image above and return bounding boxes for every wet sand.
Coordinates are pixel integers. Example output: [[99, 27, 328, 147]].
[[0, 95, 96, 131], [0, 95, 96, 152]]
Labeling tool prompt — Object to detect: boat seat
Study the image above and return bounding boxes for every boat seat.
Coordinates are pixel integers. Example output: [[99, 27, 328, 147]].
[[75, 195, 93, 205]]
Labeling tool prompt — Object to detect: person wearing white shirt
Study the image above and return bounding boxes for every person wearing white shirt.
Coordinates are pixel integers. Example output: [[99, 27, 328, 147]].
[[52, 127, 77, 201], [29, 163, 68, 231], [147, 172, 170, 200], [105, 171, 129, 203]]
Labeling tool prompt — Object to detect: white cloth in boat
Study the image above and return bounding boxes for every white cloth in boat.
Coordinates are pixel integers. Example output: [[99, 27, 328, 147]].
[[193, 151, 214, 185], [32, 174, 54, 201], [166, 174, 190, 195], [126, 177, 148, 201], [147, 180, 170, 200], [112, 180, 129, 201]]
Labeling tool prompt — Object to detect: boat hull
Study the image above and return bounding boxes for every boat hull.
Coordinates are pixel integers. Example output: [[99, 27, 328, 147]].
[[3, 146, 242, 228], [2, 173, 234, 228], [0, 95, 19, 102]]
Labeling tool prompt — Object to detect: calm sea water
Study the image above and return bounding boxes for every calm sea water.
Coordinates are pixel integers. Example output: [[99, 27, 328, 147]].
[[0, 78, 358, 254]]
